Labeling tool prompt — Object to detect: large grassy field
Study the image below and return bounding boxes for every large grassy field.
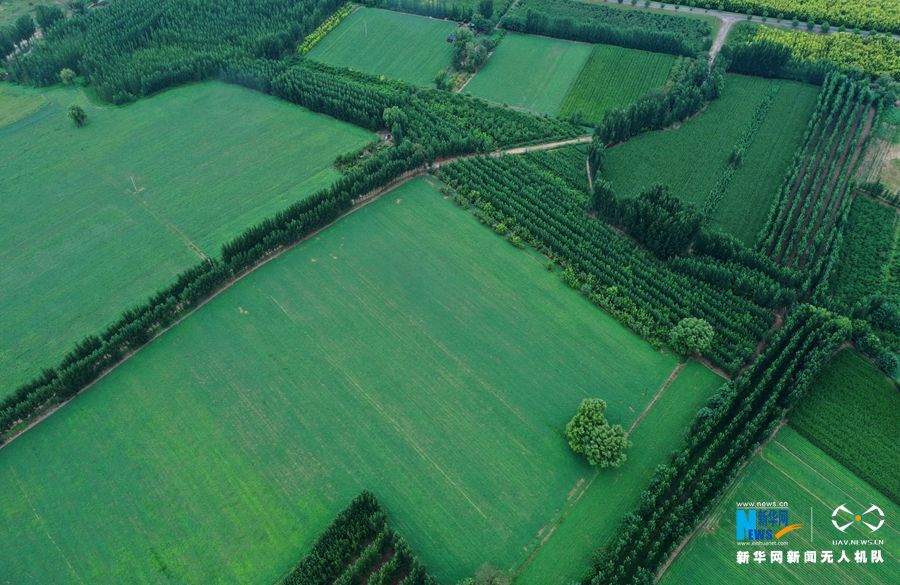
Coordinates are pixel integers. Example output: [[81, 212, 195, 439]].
[[660, 427, 900, 584], [463, 33, 592, 115], [0, 82, 373, 395], [558, 44, 676, 125], [0, 83, 46, 126], [0, 178, 680, 583], [603, 75, 818, 242], [307, 7, 456, 86], [516, 361, 724, 584], [790, 350, 900, 503]]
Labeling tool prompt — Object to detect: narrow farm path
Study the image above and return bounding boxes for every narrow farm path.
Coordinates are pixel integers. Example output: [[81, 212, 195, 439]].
[[709, 14, 738, 63], [495, 135, 592, 155]]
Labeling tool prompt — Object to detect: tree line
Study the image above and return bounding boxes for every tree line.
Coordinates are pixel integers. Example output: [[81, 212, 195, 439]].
[[281, 491, 437, 585], [7, 0, 347, 103], [500, 0, 712, 56]]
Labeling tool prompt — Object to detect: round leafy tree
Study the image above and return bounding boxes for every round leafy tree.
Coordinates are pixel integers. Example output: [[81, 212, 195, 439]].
[[670, 317, 714, 357], [565, 398, 630, 468]]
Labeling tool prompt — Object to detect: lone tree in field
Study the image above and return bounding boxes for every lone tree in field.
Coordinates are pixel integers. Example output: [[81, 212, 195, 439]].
[[670, 317, 714, 357], [59, 68, 76, 85], [67, 104, 87, 127], [565, 398, 630, 468]]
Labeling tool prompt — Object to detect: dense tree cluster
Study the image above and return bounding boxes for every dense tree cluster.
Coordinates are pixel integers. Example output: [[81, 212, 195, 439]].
[[669, 317, 714, 357], [723, 23, 900, 82], [501, 0, 712, 56], [0, 14, 36, 56], [440, 154, 773, 371], [594, 57, 723, 145], [565, 399, 630, 468], [8, 0, 346, 102], [594, 183, 703, 260], [282, 491, 437, 585], [585, 306, 849, 584]]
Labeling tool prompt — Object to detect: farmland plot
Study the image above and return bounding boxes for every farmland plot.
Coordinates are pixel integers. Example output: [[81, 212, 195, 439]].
[[558, 44, 676, 125], [790, 350, 900, 503], [603, 75, 817, 239], [307, 8, 456, 86], [0, 83, 46, 127], [0, 179, 679, 583], [0, 82, 373, 395], [464, 33, 592, 115]]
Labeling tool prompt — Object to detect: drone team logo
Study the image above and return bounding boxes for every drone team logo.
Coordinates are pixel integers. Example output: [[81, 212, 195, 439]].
[[831, 504, 885, 533]]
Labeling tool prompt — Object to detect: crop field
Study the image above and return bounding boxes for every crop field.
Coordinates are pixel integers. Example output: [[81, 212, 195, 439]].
[[603, 75, 818, 238], [712, 80, 820, 244], [0, 83, 46, 126], [0, 82, 373, 395], [791, 350, 900, 502], [660, 427, 900, 585], [306, 8, 456, 87], [463, 33, 592, 115], [516, 361, 725, 585], [558, 44, 676, 125], [0, 178, 682, 583], [829, 196, 896, 307]]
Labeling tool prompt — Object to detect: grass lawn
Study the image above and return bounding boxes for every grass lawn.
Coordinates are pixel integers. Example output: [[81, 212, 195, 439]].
[[603, 75, 816, 241], [0, 82, 373, 396], [307, 7, 456, 86], [0, 178, 679, 584], [660, 427, 900, 584], [0, 83, 47, 126], [516, 360, 724, 584], [558, 44, 676, 125], [790, 350, 900, 503], [464, 33, 592, 115]]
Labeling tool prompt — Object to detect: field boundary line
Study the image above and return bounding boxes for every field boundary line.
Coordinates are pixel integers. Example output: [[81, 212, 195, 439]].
[[628, 361, 684, 434], [512, 360, 689, 578]]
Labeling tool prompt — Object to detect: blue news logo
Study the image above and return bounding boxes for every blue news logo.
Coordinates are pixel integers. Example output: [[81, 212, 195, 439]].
[[736, 508, 802, 541]]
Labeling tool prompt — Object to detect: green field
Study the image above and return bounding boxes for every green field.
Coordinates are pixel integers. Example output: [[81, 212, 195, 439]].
[[0, 178, 680, 583], [661, 427, 900, 585], [516, 361, 724, 585], [791, 350, 900, 503], [463, 33, 592, 115], [0, 82, 373, 395], [603, 75, 818, 241], [307, 7, 456, 86], [829, 197, 897, 307], [713, 79, 821, 245], [558, 44, 676, 125], [0, 83, 46, 126]]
